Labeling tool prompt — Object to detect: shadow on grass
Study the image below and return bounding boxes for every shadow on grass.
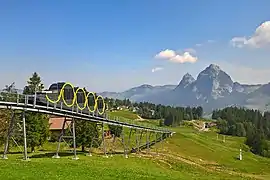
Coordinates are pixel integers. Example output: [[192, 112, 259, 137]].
[[96, 151, 125, 155], [30, 152, 74, 159], [0, 151, 23, 155], [30, 151, 127, 158], [233, 156, 241, 161]]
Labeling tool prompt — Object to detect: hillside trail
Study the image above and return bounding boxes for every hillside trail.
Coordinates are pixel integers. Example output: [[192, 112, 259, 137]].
[[135, 115, 144, 121], [190, 120, 209, 132], [138, 151, 266, 180], [160, 152, 266, 180]]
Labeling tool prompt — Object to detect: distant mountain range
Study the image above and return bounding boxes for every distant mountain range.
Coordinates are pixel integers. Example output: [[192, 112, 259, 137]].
[[99, 64, 270, 113]]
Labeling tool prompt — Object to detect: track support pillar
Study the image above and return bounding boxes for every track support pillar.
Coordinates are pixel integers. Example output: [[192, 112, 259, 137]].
[[121, 130, 128, 158], [155, 132, 158, 156], [102, 123, 108, 158], [137, 130, 143, 157], [72, 118, 79, 160], [52, 117, 78, 160], [146, 130, 151, 154], [22, 111, 29, 161]]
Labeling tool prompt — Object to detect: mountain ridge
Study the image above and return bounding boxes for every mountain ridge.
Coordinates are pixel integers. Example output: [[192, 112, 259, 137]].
[[99, 64, 270, 113]]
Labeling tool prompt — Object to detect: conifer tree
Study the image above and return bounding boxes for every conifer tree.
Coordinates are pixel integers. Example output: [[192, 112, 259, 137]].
[[21, 72, 49, 152], [23, 72, 44, 94], [213, 106, 270, 157]]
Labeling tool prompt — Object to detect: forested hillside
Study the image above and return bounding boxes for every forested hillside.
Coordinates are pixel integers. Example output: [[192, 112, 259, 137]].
[[104, 97, 203, 126], [212, 107, 270, 157]]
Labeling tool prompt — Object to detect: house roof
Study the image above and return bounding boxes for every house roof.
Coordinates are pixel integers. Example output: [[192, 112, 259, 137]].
[[49, 116, 72, 130]]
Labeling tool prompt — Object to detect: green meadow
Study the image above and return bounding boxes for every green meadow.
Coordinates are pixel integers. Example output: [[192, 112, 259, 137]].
[[1, 111, 270, 179]]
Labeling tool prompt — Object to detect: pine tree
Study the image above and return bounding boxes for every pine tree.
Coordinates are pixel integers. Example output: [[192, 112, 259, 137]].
[[196, 106, 203, 118], [216, 119, 229, 134], [21, 72, 49, 152], [236, 123, 246, 137], [164, 112, 173, 126], [23, 72, 44, 94]]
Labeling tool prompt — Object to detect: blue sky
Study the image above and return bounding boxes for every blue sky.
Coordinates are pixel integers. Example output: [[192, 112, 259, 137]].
[[0, 1, 270, 92]]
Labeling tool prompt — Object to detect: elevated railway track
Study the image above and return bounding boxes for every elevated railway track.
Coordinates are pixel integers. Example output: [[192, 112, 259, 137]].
[[0, 83, 174, 161]]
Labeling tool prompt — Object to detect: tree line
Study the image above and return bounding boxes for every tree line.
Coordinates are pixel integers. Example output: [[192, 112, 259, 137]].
[[104, 97, 203, 126], [212, 107, 270, 158]]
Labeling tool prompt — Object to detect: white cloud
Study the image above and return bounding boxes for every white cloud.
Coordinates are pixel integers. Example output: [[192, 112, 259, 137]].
[[155, 49, 198, 64], [231, 21, 270, 48], [170, 52, 197, 63], [155, 49, 176, 59], [230, 37, 247, 48], [195, 43, 202, 47], [151, 67, 163, 73]]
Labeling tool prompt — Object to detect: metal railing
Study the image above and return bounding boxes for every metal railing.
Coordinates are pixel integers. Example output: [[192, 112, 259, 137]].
[[0, 91, 171, 133]]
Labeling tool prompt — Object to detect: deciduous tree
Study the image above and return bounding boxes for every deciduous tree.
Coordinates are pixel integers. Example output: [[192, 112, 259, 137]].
[[108, 124, 122, 138], [0, 82, 18, 144], [75, 121, 100, 151]]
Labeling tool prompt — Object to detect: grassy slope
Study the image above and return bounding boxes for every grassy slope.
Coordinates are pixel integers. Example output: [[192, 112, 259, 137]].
[[0, 110, 270, 179], [108, 110, 139, 120], [165, 126, 270, 179], [107, 110, 161, 130], [0, 153, 246, 180]]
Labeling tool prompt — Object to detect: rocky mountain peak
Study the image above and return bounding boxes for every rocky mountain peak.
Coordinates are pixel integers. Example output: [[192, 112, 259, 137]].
[[138, 84, 153, 89], [183, 73, 194, 79], [198, 64, 222, 78], [208, 64, 220, 71], [178, 73, 195, 88], [196, 63, 233, 99]]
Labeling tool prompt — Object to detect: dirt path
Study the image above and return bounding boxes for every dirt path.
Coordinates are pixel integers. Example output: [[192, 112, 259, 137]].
[[135, 115, 145, 121], [190, 120, 209, 132], [137, 151, 266, 180], [155, 152, 266, 180]]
